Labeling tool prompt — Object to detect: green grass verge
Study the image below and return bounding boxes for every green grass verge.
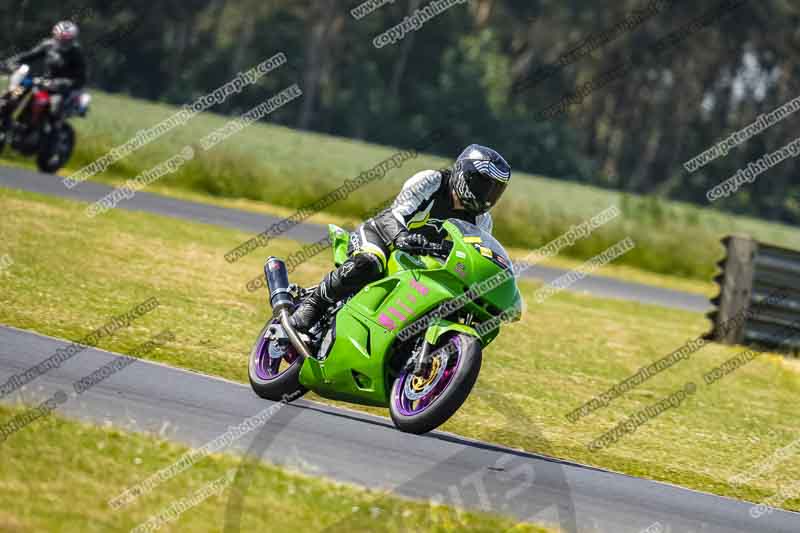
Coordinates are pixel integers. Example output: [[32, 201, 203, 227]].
[[1, 149, 716, 296], [0, 404, 549, 532], [4, 88, 798, 281], [1, 187, 800, 513]]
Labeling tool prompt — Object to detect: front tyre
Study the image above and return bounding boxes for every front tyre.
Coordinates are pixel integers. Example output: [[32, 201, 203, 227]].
[[248, 321, 307, 402], [390, 334, 482, 434], [37, 122, 75, 173]]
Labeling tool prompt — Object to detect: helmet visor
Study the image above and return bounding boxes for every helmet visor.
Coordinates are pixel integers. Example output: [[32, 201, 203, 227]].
[[463, 169, 508, 211]]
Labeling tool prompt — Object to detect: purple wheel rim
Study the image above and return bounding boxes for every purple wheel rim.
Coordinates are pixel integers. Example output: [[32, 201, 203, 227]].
[[253, 328, 300, 381], [393, 337, 463, 416]]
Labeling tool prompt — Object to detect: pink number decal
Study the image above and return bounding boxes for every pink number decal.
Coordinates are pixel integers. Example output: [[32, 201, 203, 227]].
[[398, 301, 414, 315], [378, 313, 396, 330], [410, 279, 430, 296], [388, 306, 407, 321]]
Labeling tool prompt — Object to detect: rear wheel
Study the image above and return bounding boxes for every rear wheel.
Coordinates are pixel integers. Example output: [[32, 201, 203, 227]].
[[389, 334, 482, 434], [36, 122, 74, 173], [248, 320, 307, 402]]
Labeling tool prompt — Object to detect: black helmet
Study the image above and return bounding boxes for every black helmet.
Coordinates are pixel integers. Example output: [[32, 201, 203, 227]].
[[451, 144, 511, 214]]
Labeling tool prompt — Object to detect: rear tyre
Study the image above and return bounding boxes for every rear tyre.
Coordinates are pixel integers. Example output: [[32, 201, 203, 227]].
[[248, 321, 307, 402], [36, 122, 74, 173], [389, 334, 482, 434]]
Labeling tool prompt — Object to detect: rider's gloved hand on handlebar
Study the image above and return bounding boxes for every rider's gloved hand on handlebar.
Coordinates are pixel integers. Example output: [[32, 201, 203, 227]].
[[45, 78, 73, 92], [394, 231, 430, 253]]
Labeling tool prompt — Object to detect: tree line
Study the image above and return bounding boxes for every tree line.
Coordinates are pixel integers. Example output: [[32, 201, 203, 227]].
[[2, 0, 797, 225]]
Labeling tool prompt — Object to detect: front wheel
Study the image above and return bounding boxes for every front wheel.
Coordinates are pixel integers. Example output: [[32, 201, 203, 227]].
[[389, 334, 482, 434], [248, 320, 307, 402], [37, 122, 74, 173]]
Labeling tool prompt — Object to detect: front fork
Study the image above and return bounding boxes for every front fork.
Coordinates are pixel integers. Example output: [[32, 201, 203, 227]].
[[407, 316, 484, 377], [404, 338, 436, 377], [405, 318, 482, 377]]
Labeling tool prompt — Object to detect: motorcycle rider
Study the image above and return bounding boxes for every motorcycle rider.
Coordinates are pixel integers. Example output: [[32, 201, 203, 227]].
[[290, 144, 512, 333], [2, 20, 87, 123]]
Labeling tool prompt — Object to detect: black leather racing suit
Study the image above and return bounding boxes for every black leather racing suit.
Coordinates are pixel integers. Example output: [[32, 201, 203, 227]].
[[317, 169, 493, 304]]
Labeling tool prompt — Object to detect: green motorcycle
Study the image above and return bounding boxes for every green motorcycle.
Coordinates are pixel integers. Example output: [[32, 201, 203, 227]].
[[248, 218, 522, 434]]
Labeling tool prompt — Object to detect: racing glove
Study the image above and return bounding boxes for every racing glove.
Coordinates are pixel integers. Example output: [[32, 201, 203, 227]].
[[45, 78, 75, 92], [394, 231, 429, 252]]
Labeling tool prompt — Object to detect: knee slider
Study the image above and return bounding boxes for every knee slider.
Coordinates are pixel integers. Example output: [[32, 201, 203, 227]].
[[323, 252, 383, 301], [350, 253, 383, 281]]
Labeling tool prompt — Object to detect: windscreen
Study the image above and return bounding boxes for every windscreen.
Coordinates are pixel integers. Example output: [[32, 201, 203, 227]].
[[448, 219, 513, 271]]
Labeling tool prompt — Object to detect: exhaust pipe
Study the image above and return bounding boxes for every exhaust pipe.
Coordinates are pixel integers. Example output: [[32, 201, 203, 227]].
[[264, 257, 313, 360], [279, 308, 313, 361]]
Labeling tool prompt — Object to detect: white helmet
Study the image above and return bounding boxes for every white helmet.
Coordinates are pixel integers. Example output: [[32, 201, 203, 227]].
[[52, 21, 79, 49]]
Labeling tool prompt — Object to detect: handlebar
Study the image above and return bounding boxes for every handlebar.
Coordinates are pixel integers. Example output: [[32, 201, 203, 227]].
[[16, 76, 47, 89], [428, 241, 453, 257], [398, 240, 453, 259]]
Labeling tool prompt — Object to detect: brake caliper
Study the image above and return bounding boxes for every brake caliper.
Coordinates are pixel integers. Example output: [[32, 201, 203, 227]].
[[411, 356, 441, 392]]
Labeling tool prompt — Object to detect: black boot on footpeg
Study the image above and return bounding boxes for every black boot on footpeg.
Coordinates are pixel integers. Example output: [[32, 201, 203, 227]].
[[290, 286, 327, 333]]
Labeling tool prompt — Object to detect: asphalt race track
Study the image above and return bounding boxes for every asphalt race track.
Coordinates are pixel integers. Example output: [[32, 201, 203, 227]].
[[4, 165, 771, 532], [0, 165, 711, 313], [1, 326, 797, 532]]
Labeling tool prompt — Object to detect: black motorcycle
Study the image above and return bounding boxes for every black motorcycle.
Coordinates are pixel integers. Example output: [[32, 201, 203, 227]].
[[0, 64, 89, 173]]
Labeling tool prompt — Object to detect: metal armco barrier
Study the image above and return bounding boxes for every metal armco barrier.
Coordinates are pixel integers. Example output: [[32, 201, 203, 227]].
[[707, 235, 800, 353]]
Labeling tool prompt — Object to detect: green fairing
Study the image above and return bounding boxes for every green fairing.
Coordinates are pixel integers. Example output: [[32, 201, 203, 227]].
[[424, 320, 482, 346], [329, 224, 350, 267], [298, 219, 521, 407]]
